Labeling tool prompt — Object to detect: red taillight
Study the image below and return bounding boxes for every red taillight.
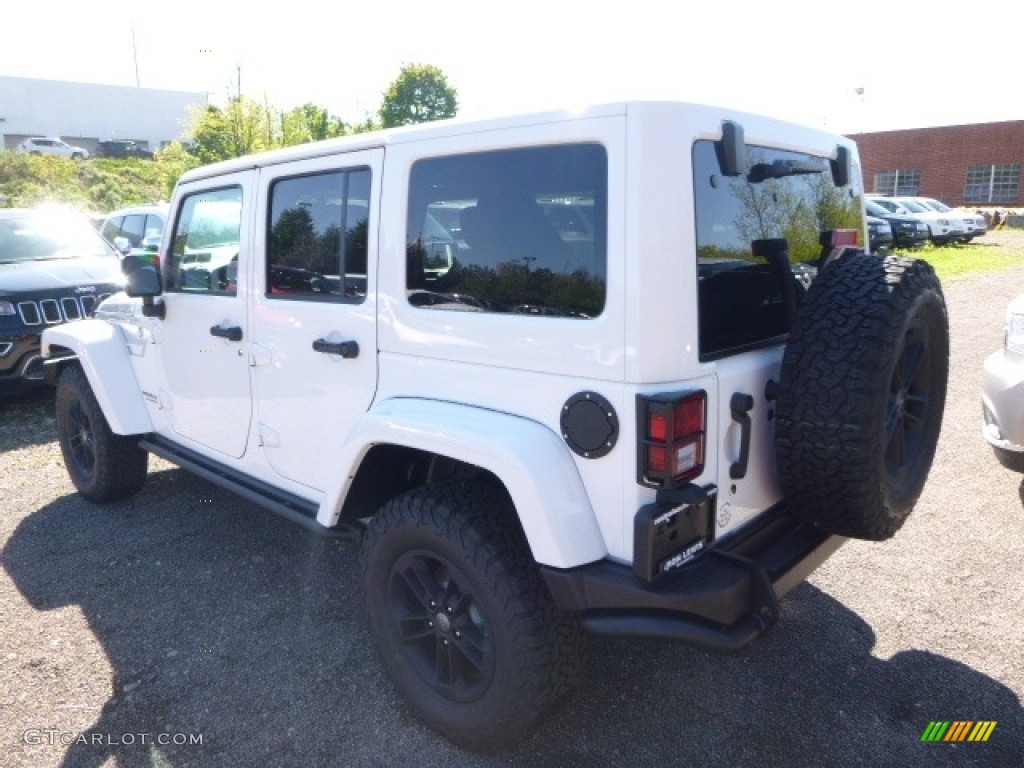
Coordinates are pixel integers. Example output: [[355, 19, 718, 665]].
[[823, 228, 860, 248], [637, 391, 706, 488]]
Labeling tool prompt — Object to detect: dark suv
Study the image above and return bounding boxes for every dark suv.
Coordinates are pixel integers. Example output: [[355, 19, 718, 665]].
[[0, 209, 122, 394], [865, 199, 930, 247], [96, 140, 154, 159]]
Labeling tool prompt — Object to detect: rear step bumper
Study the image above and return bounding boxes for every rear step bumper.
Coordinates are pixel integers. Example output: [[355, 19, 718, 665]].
[[541, 509, 845, 652]]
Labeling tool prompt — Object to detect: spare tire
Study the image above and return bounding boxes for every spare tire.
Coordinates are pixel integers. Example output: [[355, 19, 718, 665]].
[[775, 251, 949, 540]]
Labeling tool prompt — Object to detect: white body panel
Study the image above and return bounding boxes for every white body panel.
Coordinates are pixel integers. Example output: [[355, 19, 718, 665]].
[[320, 398, 607, 566]]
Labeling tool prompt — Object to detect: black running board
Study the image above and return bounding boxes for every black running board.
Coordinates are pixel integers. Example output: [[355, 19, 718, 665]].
[[139, 435, 361, 540]]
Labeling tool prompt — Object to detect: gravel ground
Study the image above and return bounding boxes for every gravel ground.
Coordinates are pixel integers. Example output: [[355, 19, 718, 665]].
[[2, 235, 1023, 768]]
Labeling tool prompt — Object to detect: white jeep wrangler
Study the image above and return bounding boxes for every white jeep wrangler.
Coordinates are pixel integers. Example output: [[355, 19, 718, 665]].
[[42, 101, 949, 748]]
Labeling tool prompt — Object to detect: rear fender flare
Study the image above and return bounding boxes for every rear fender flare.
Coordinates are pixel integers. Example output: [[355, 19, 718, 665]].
[[320, 398, 607, 569]]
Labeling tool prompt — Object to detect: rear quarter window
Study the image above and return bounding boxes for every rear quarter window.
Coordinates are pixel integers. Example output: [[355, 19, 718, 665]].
[[406, 143, 607, 319]]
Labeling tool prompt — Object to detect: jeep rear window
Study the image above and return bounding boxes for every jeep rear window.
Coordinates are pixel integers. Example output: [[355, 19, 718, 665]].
[[693, 140, 864, 360], [406, 143, 607, 318]]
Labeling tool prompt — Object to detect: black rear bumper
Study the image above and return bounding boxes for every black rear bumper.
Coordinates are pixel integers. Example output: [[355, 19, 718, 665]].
[[541, 507, 845, 652]]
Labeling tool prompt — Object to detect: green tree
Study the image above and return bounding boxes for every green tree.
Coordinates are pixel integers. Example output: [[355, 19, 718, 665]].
[[188, 105, 235, 164], [188, 97, 277, 163], [154, 142, 201, 197], [378, 64, 458, 128], [280, 103, 350, 146]]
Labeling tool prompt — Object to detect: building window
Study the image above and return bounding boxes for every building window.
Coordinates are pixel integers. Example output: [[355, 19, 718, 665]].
[[874, 169, 921, 196], [965, 164, 1020, 204]]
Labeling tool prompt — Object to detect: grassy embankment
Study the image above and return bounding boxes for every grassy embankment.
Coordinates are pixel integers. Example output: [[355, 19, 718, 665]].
[[890, 229, 1024, 281], [0, 147, 198, 213]]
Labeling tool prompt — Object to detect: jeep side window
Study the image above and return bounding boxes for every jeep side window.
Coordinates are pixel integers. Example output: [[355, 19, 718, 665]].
[[694, 140, 864, 360], [163, 187, 242, 295], [406, 143, 607, 318], [267, 168, 370, 302]]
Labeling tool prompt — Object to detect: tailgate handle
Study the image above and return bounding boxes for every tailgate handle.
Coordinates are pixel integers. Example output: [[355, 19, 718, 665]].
[[209, 324, 243, 341], [729, 393, 755, 480], [312, 338, 359, 359]]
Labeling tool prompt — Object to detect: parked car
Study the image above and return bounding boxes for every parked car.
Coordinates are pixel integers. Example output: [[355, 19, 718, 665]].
[[0, 208, 122, 394], [913, 196, 987, 241], [866, 215, 893, 251], [96, 140, 154, 160], [868, 195, 965, 244], [15, 137, 89, 159], [98, 204, 168, 255], [864, 199, 930, 247], [982, 294, 1024, 471]]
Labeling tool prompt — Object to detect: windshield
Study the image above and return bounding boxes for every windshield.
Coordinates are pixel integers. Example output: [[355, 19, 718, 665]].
[[897, 199, 929, 213], [0, 213, 113, 264]]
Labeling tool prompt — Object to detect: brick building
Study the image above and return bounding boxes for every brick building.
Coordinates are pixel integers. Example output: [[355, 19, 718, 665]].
[[852, 121, 1023, 208]]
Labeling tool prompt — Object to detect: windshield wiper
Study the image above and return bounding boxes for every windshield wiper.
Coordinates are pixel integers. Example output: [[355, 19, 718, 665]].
[[747, 159, 826, 183]]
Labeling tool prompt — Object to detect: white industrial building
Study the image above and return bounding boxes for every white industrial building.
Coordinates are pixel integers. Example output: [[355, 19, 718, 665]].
[[0, 76, 207, 153]]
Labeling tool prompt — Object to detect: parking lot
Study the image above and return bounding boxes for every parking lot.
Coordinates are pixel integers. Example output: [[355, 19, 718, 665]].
[[2, 240, 1023, 768]]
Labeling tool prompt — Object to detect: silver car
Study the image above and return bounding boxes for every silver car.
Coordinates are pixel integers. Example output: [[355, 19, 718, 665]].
[[983, 294, 1024, 471], [16, 136, 89, 159]]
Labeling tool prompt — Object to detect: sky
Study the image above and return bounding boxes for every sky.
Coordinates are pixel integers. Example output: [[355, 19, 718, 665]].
[[3, 0, 1021, 135]]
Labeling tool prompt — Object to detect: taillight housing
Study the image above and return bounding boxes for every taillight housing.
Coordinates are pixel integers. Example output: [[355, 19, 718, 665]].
[[820, 228, 861, 249], [637, 391, 707, 489]]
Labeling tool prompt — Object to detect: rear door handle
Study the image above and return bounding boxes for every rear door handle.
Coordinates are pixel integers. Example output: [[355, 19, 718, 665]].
[[312, 338, 359, 358], [729, 392, 755, 480], [209, 325, 243, 341]]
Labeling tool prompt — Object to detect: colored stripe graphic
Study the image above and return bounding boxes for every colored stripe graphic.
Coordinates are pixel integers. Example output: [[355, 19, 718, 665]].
[[921, 721, 949, 741], [920, 721, 997, 742], [968, 721, 997, 742], [945, 721, 972, 741]]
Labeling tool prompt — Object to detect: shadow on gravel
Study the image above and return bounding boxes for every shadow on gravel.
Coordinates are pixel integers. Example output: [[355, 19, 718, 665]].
[[4, 473, 1023, 768], [0, 388, 57, 452]]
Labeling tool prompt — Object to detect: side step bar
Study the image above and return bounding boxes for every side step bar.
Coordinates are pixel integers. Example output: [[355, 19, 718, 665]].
[[138, 435, 361, 540]]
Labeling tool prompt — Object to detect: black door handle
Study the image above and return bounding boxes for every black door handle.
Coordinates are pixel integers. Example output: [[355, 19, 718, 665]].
[[312, 338, 359, 358], [209, 325, 243, 341], [729, 392, 755, 480]]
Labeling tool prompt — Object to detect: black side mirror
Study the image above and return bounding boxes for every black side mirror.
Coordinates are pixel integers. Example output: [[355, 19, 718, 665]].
[[122, 254, 162, 297], [121, 254, 166, 318]]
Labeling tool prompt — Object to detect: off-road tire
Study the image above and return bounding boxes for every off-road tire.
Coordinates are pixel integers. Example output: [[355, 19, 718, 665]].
[[56, 365, 148, 502], [361, 480, 586, 750], [775, 252, 949, 540]]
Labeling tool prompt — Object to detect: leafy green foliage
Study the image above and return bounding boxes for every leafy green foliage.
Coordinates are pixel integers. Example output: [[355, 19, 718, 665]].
[[1, 62, 458, 212], [0, 148, 199, 212], [378, 64, 458, 128]]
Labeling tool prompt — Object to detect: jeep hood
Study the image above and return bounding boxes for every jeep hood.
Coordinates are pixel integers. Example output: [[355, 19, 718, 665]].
[[0, 256, 123, 293]]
